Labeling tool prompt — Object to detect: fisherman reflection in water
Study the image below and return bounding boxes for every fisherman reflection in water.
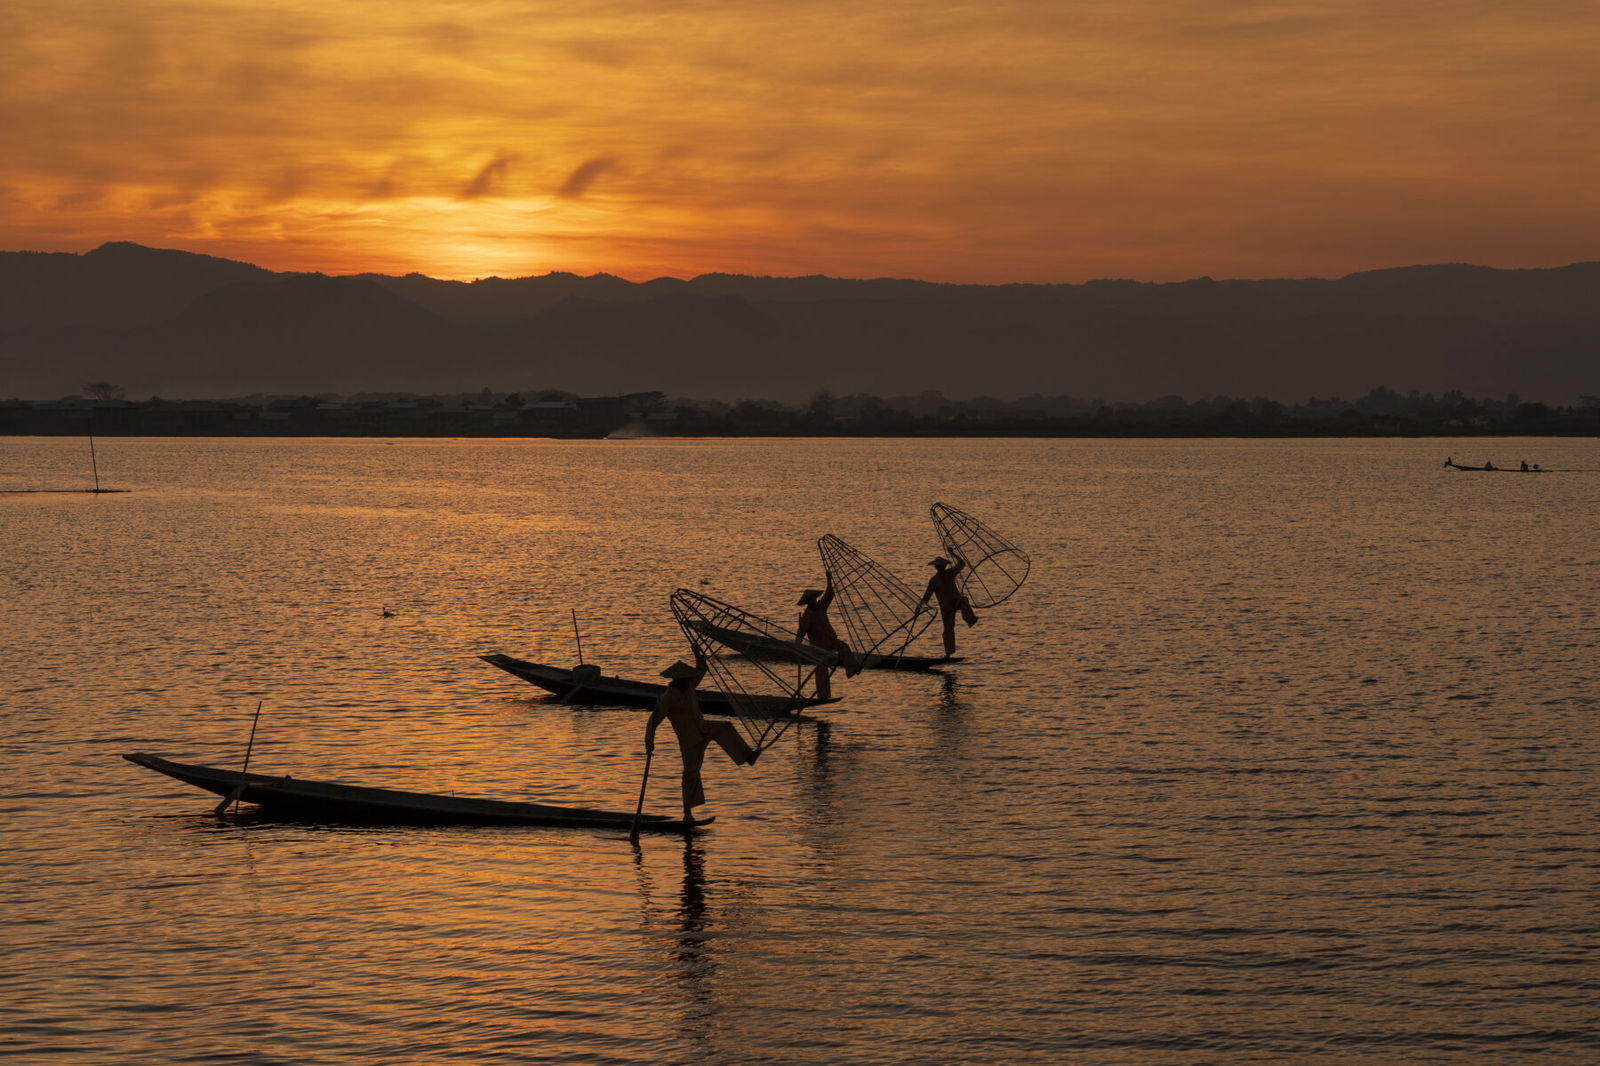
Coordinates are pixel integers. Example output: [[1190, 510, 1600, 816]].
[[646, 647, 756, 824], [921, 554, 978, 656], [796, 578, 862, 699]]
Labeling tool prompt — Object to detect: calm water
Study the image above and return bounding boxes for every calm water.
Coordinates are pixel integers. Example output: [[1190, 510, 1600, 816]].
[[2, 436, 1596, 1064]]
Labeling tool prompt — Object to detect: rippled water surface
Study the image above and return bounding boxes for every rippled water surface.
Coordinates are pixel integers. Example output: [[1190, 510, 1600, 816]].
[[3, 436, 1597, 1064]]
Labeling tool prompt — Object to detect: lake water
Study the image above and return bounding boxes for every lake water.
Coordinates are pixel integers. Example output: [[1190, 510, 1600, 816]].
[[2, 436, 1596, 1064]]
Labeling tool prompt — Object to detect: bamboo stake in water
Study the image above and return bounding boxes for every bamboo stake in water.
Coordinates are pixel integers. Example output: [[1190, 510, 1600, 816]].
[[562, 610, 594, 704], [214, 700, 265, 816], [88, 432, 101, 493]]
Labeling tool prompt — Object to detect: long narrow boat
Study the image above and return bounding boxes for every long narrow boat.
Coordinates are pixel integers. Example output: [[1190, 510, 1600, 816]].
[[123, 752, 707, 831], [478, 654, 838, 716], [689, 620, 963, 672], [860, 650, 964, 671], [1444, 461, 1545, 472]]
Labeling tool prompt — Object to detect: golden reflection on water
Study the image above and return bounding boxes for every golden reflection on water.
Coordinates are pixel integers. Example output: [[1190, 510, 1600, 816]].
[[2, 436, 1597, 1063]]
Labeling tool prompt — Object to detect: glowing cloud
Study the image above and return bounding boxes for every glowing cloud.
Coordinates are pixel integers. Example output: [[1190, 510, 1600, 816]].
[[2, 1, 1597, 281]]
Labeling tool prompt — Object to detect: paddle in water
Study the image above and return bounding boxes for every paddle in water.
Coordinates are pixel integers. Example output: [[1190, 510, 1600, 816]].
[[628, 748, 653, 845]]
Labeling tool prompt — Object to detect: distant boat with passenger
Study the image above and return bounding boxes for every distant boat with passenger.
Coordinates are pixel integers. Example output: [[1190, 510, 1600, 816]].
[[1443, 457, 1544, 472]]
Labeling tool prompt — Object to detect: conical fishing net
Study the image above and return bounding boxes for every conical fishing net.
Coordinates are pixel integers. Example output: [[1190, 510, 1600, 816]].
[[929, 502, 1031, 609], [671, 589, 837, 754], [818, 534, 937, 662]]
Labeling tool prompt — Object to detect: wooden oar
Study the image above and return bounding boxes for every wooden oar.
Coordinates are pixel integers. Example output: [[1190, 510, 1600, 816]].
[[628, 748, 654, 844], [213, 700, 264, 817]]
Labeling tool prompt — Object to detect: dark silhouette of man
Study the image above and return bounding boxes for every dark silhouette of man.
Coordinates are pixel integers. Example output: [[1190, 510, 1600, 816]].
[[796, 578, 861, 698], [920, 554, 978, 656], [645, 647, 755, 824]]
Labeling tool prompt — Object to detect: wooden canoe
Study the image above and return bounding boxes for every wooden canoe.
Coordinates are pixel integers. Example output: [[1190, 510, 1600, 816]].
[[122, 752, 709, 832], [689, 621, 963, 672], [478, 654, 838, 716]]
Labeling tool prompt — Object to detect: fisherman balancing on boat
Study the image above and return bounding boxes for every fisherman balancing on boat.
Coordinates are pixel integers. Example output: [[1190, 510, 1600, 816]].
[[796, 578, 862, 699], [646, 646, 757, 825], [920, 553, 978, 656]]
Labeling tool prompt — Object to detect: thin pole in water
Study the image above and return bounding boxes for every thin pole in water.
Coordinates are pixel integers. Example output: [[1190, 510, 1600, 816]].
[[88, 431, 101, 493], [562, 612, 594, 704], [628, 749, 653, 845], [214, 700, 265, 817]]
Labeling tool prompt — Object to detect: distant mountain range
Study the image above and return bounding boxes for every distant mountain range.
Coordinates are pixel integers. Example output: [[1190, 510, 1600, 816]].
[[3, 241, 1597, 402]]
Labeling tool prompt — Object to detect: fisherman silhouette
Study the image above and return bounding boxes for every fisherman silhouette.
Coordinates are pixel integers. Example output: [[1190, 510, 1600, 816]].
[[920, 554, 978, 656], [645, 647, 755, 825], [796, 578, 862, 699]]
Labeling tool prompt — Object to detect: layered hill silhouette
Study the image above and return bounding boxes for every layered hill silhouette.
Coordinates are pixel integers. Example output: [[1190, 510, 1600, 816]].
[[2, 241, 1597, 401]]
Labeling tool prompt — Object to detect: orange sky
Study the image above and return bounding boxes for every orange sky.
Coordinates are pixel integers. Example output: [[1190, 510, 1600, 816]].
[[3, 1, 1597, 282]]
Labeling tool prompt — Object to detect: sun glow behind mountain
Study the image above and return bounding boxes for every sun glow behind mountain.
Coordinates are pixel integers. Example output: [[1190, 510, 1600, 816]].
[[5, 0, 1598, 281]]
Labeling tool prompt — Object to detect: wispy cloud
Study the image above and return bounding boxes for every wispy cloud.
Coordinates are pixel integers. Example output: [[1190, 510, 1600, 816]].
[[459, 153, 517, 200], [556, 156, 619, 199]]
